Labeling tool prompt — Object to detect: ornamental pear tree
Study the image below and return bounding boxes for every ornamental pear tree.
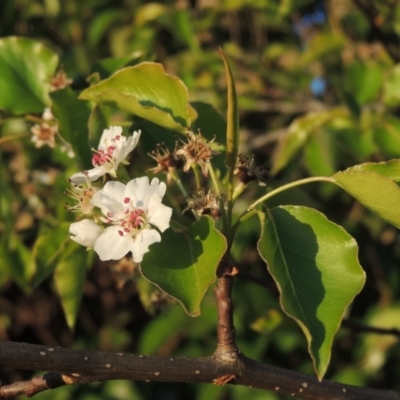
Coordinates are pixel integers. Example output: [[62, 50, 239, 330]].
[[1, 30, 400, 400]]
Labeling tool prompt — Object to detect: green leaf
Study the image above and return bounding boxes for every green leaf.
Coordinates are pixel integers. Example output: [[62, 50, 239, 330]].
[[220, 50, 239, 185], [50, 87, 92, 169], [257, 206, 365, 379], [79, 62, 196, 132], [88, 104, 111, 150], [272, 108, 348, 175], [332, 166, 400, 229], [304, 129, 337, 176], [0, 234, 34, 293], [0, 36, 58, 114], [343, 160, 400, 182], [344, 61, 383, 105], [140, 216, 227, 316], [54, 241, 88, 329], [32, 223, 70, 288]]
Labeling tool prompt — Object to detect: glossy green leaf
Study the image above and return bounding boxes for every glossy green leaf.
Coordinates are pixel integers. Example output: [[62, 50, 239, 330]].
[[141, 216, 227, 316], [32, 223, 70, 288], [272, 108, 347, 175], [79, 62, 196, 132], [50, 87, 92, 169], [344, 160, 400, 182], [332, 166, 400, 229], [54, 241, 88, 329], [257, 206, 365, 379], [0, 36, 58, 114]]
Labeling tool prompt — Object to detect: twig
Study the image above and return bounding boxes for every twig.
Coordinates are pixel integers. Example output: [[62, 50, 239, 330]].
[[0, 341, 400, 399], [214, 261, 240, 362]]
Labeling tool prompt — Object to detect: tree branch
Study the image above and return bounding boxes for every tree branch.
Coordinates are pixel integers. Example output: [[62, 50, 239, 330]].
[[1, 341, 400, 399]]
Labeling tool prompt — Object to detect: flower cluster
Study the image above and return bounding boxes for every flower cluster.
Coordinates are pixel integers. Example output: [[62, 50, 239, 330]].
[[70, 126, 141, 184], [67, 126, 172, 263]]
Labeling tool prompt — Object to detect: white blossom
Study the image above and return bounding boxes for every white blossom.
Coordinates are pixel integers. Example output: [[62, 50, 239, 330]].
[[70, 126, 141, 184], [70, 219, 102, 248], [88, 176, 172, 262], [30, 108, 58, 149]]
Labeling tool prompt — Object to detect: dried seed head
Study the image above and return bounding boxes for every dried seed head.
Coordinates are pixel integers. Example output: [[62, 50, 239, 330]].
[[176, 131, 218, 177], [148, 142, 183, 183], [183, 188, 221, 218], [234, 154, 270, 186]]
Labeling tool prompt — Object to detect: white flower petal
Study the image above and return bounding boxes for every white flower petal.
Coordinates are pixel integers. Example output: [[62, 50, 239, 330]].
[[93, 226, 134, 261], [117, 130, 141, 162], [147, 193, 172, 232], [70, 219, 102, 248], [99, 126, 123, 149], [125, 176, 151, 208], [69, 167, 105, 184], [129, 229, 161, 262], [91, 181, 126, 218]]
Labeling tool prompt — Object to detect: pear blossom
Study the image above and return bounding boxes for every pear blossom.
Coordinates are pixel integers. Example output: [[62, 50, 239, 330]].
[[30, 108, 58, 149], [86, 176, 172, 262], [70, 219, 102, 248], [70, 126, 141, 184]]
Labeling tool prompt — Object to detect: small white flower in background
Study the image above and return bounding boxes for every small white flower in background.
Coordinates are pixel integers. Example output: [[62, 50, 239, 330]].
[[50, 69, 73, 91], [30, 108, 58, 149], [83, 176, 172, 262], [70, 219, 102, 248], [70, 126, 141, 184]]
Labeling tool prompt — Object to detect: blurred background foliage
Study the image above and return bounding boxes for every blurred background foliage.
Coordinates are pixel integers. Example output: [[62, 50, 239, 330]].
[[1, 0, 400, 399]]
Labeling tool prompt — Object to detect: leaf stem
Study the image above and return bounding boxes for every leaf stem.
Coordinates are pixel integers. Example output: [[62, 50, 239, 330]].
[[247, 176, 336, 211], [229, 176, 336, 243]]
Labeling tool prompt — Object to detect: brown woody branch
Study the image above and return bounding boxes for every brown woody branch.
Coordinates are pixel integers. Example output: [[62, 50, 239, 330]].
[[1, 341, 400, 399]]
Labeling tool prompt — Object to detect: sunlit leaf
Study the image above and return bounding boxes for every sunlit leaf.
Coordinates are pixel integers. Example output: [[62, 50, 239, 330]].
[[257, 206, 365, 379], [141, 216, 227, 316], [0, 36, 58, 114], [79, 62, 196, 132], [272, 108, 347, 175], [332, 167, 400, 229], [344, 160, 400, 182]]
